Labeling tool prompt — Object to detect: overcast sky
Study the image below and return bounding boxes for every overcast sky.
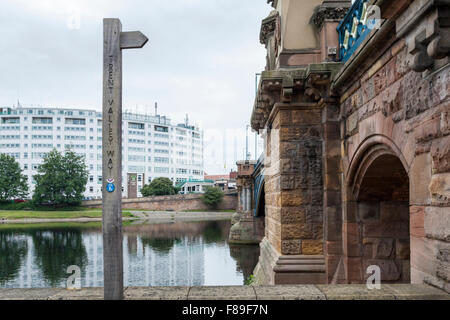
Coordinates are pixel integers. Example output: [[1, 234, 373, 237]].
[[0, 0, 271, 174]]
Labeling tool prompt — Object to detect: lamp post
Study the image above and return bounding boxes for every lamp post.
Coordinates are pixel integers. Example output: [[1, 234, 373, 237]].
[[255, 73, 261, 160], [245, 124, 251, 160]]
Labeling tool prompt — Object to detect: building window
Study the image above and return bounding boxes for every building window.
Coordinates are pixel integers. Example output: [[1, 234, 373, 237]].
[[129, 122, 145, 130], [154, 167, 169, 174], [32, 117, 53, 124], [65, 118, 86, 125], [154, 125, 168, 132]]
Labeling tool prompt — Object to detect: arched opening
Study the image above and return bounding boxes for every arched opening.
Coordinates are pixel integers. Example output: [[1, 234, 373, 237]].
[[256, 182, 266, 218], [254, 181, 266, 241], [346, 151, 410, 284]]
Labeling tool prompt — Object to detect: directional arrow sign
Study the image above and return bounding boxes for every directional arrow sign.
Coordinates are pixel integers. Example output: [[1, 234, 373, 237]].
[[120, 31, 149, 49], [102, 18, 148, 301]]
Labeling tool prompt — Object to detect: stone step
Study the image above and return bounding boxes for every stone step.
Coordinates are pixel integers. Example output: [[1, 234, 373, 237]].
[[277, 259, 325, 265], [278, 255, 325, 260], [273, 264, 326, 273]]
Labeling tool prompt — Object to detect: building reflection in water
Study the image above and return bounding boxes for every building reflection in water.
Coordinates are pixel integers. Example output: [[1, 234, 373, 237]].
[[0, 220, 260, 288]]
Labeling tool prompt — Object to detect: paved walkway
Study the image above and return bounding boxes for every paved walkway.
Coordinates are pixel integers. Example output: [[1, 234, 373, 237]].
[[1, 285, 448, 300]]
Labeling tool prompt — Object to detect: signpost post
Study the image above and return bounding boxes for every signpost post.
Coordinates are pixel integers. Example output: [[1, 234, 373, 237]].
[[102, 18, 148, 300]]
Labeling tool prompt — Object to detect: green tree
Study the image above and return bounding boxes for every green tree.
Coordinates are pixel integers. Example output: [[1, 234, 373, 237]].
[[32, 149, 88, 206], [141, 177, 177, 196], [201, 186, 224, 208], [0, 153, 28, 201]]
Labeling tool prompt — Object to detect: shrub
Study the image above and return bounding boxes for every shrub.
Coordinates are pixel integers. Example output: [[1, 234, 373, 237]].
[[201, 186, 224, 208], [141, 177, 177, 197]]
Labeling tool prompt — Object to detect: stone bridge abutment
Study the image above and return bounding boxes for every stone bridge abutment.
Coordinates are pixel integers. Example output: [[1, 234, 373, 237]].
[[234, 0, 450, 292]]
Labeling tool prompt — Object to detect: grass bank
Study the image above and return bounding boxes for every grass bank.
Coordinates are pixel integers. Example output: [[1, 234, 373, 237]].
[[0, 209, 134, 220]]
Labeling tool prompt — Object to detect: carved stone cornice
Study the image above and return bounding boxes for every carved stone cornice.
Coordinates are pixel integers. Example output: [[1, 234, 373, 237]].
[[260, 10, 281, 71], [251, 63, 342, 131], [312, 1, 351, 30], [396, 0, 450, 72], [260, 10, 279, 45]]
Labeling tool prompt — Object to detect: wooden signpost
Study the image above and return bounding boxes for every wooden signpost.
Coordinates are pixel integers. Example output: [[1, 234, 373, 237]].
[[102, 18, 148, 300]]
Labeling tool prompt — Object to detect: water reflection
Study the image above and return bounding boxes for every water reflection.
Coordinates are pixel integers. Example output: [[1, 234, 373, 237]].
[[30, 230, 88, 286], [0, 220, 259, 288], [141, 238, 182, 253], [0, 231, 28, 285], [229, 244, 261, 281]]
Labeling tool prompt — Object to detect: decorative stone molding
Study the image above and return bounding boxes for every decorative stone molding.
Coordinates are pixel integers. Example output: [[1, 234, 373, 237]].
[[267, 0, 278, 9], [260, 10, 281, 71], [260, 11, 278, 45], [396, 0, 450, 72], [305, 72, 333, 102], [312, 1, 351, 30], [251, 64, 341, 131]]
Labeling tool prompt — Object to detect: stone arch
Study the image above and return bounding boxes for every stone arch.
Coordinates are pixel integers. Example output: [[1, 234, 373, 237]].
[[346, 134, 410, 186], [255, 180, 266, 218], [344, 137, 411, 284]]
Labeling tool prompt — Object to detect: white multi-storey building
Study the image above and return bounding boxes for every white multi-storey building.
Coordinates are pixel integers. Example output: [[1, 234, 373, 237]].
[[0, 106, 204, 199]]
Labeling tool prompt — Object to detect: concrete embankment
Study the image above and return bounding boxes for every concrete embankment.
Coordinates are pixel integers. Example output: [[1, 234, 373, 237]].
[[0, 284, 448, 300]]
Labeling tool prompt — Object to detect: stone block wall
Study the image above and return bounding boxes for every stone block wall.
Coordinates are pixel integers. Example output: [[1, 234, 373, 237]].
[[251, 0, 449, 288], [264, 105, 324, 256], [344, 201, 411, 283], [82, 192, 238, 212], [338, 31, 450, 290]]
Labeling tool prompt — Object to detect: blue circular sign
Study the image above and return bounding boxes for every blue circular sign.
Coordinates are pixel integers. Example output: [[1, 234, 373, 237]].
[[106, 183, 115, 193]]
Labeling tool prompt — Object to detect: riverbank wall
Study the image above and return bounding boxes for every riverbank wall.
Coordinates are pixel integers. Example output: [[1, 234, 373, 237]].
[[81, 191, 238, 211]]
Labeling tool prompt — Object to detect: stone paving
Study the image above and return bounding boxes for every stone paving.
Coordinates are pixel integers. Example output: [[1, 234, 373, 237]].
[[0, 284, 448, 300]]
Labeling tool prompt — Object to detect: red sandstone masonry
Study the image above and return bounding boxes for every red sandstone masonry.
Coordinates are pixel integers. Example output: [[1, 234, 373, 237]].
[[82, 192, 237, 211]]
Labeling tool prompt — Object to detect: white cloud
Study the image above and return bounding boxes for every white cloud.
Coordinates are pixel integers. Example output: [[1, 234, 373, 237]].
[[0, 0, 271, 173]]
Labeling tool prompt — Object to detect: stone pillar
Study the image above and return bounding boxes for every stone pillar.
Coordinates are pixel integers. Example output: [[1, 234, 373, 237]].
[[321, 99, 345, 283], [255, 103, 326, 284], [246, 187, 252, 212]]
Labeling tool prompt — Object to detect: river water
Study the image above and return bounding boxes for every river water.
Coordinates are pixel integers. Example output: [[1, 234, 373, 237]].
[[0, 220, 260, 288]]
